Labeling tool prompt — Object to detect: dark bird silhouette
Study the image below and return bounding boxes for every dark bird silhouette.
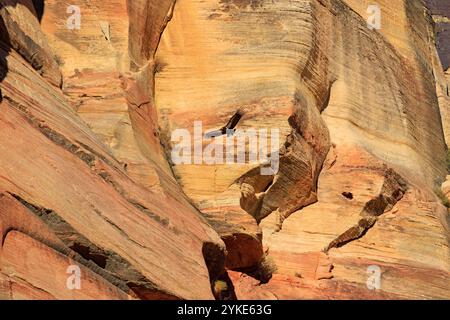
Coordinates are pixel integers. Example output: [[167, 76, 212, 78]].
[[205, 111, 243, 138]]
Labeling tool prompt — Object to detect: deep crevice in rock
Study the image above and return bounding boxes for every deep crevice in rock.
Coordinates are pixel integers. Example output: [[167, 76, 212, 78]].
[[202, 241, 229, 300], [31, 0, 44, 22], [7, 192, 175, 299]]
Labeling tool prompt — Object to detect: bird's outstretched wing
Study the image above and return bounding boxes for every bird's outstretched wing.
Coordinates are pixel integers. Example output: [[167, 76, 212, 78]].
[[204, 129, 224, 138], [224, 112, 242, 130]]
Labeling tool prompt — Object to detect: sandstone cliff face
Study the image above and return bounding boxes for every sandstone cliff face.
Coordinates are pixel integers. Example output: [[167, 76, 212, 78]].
[[155, 0, 450, 299], [0, 0, 449, 300], [0, 0, 225, 300]]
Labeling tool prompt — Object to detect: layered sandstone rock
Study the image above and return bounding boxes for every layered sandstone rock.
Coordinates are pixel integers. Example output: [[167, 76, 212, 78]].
[[0, 0, 62, 87], [0, 0, 449, 300]]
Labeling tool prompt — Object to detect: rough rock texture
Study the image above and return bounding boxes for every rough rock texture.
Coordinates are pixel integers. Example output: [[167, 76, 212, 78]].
[[0, 0, 62, 87], [0, 0, 226, 300], [155, 0, 450, 299], [0, 0, 449, 300]]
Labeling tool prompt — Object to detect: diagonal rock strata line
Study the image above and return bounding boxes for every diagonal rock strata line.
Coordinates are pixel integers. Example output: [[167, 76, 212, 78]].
[[8, 193, 179, 299], [5, 95, 182, 234], [325, 167, 408, 252]]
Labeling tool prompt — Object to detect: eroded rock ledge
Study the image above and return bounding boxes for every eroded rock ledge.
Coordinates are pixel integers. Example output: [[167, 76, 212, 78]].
[[0, 0, 449, 300]]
